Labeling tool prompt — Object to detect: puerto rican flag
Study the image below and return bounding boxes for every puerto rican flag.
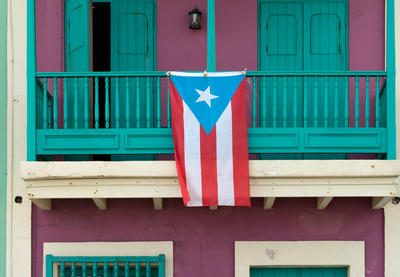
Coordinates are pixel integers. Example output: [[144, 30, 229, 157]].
[[168, 72, 250, 207]]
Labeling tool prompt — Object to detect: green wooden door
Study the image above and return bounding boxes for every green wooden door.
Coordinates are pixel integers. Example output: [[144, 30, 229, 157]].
[[65, 0, 90, 128], [259, 0, 347, 159], [251, 267, 347, 277], [65, 0, 91, 161], [110, 0, 156, 160], [110, 0, 155, 129]]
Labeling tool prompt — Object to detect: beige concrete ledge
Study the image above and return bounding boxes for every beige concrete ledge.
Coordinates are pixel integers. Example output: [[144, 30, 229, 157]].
[[21, 160, 400, 210]]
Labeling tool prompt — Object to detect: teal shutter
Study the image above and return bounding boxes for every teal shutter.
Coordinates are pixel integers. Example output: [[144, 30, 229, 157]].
[[258, 0, 348, 159], [303, 0, 347, 159], [65, 0, 90, 127], [111, 0, 155, 72], [251, 267, 348, 277], [65, 0, 90, 73], [259, 2, 304, 159], [110, 0, 156, 160], [65, 0, 91, 161]]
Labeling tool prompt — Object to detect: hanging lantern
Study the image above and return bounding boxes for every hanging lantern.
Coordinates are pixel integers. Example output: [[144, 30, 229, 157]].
[[189, 6, 202, 30]]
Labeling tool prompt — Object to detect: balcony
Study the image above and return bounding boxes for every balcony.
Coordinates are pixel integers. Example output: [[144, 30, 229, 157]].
[[31, 71, 392, 160], [24, 0, 399, 211], [24, 70, 400, 211]]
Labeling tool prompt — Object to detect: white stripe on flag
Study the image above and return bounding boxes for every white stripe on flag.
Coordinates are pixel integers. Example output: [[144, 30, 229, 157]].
[[216, 102, 235, 206], [183, 102, 203, 206]]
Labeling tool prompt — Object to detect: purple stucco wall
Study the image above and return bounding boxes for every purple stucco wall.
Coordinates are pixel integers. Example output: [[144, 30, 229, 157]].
[[34, 0, 386, 276], [32, 198, 384, 277]]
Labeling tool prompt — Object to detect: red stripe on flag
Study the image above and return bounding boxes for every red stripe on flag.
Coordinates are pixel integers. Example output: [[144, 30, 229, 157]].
[[169, 80, 190, 205], [231, 79, 251, 206], [200, 127, 219, 206]]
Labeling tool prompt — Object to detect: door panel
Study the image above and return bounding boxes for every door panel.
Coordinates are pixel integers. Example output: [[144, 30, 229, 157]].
[[259, 2, 304, 159], [250, 267, 347, 277], [303, 1, 346, 159], [259, 0, 347, 159], [110, 0, 155, 130], [65, 0, 90, 129], [110, 0, 155, 160]]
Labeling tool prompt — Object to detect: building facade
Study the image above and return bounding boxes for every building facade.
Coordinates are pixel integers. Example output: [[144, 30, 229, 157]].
[[6, 0, 400, 276]]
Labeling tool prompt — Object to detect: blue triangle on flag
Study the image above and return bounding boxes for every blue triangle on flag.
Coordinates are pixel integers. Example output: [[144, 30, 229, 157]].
[[170, 74, 245, 134]]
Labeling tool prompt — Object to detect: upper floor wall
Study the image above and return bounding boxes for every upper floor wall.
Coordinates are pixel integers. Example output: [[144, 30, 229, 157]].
[[35, 0, 386, 73]]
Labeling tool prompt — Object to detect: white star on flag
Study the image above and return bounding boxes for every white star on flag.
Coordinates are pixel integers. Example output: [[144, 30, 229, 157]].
[[195, 86, 219, 107]]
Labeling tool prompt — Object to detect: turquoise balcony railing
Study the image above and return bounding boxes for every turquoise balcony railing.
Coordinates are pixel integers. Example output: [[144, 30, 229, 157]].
[[31, 71, 390, 160], [45, 254, 165, 277]]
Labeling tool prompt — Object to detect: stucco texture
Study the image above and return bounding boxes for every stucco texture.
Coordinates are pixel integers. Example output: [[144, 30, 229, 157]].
[[32, 198, 383, 277], [33, 0, 386, 276]]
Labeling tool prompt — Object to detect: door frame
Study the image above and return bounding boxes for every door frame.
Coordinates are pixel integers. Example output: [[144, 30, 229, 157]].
[[235, 241, 363, 277], [257, 0, 349, 71]]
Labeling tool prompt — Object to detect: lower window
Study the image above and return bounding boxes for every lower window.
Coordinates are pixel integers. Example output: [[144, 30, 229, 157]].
[[250, 267, 347, 277]]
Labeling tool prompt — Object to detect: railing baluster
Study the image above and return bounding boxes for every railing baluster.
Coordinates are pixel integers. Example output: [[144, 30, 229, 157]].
[[125, 262, 129, 277], [252, 77, 256, 128], [60, 262, 65, 277], [126, 77, 130, 128], [365, 76, 370, 127], [104, 262, 108, 277], [136, 77, 140, 128], [262, 77, 267, 127], [334, 76, 339, 127], [146, 77, 151, 128], [63, 78, 68, 128], [43, 77, 47, 129], [95, 77, 99, 129], [157, 77, 161, 128], [114, 262, 118, 277], [293, 76, 297, 127], [376, 76, 380, 127], [272, 76, 277, 127], [105, 77, 110, 128], [74, 77, 78, 129], [71, 262, 76, 277], [283, 76, 287, 128], [82, 262, 87, 277], [136, 262, 140, 277], [304, 76, 308, 127], [84, 77, 89, 129], [115, 77, 120, 128], [93, 262, 97, 277], [167, 76, 171, 128], [53, 77, 58, 129], [324, 76, 328, 127], [146, 262, 151, 277], [345, 76, 349, 127], [355, 76, 359, 127], [314, 76, 318, 127]]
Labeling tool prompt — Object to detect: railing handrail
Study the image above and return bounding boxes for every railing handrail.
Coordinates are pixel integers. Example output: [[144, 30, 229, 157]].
[[36, 71, 388, 78]]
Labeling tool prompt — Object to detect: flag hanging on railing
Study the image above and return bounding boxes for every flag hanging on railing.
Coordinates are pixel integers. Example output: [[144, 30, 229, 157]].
[[168, 72, 250, 207]]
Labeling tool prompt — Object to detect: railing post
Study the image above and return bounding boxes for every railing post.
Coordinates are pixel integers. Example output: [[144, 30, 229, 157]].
[[386, 0, 396, 159], [27, 0, 37, 161], [207, 0, 216, 72]]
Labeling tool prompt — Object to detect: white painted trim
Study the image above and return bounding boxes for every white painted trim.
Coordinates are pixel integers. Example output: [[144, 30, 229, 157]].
[[21, 160, 400, 179], [43, 242, 173, 277], [22, 161, 400, 202], [235, 241, 364, 277], [317, 197, 333, 210], [8, 0, 31, 276], [385, 204, 400, 277]]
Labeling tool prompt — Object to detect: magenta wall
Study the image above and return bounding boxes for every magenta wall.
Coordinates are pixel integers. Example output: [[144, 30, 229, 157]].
[[32, 198, 384, 277], [34, 1, 386, 277]]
